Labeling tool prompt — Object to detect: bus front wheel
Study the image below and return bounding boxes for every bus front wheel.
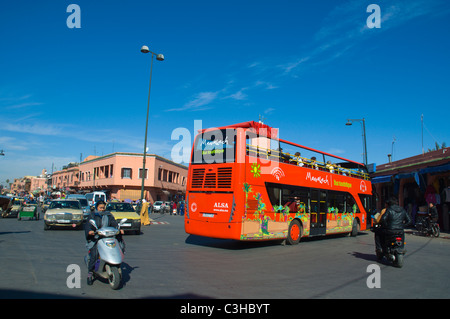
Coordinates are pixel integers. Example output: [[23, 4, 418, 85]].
[[287, 220, 302, 245], [350, 219, 360, 237]]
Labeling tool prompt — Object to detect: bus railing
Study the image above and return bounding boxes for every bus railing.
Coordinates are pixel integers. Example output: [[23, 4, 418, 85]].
[[246, 144, 370, 180]]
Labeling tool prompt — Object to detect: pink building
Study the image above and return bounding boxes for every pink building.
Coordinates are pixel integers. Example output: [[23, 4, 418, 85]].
[[10, 169, 50, 196], [30, 176, 48, 194], [51, 164, 80, 192], [77, 152, 188, 202], [11, 177, 31, 195]]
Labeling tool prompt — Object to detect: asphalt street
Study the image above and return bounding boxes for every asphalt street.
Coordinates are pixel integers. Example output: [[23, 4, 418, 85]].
[[1, 211, 450, 300]]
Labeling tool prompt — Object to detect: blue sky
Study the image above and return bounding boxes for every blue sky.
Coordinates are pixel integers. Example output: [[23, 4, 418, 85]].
[[0, 0, 449, 185]]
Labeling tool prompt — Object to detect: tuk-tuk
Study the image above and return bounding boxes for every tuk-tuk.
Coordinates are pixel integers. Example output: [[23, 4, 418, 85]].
[[0, 196, 12, 218], [1, 197, 24, 218], [18, 203, 39, 220]]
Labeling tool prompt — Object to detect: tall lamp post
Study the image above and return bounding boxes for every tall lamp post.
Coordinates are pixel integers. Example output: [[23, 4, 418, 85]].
[[345, 118, 368, 166], [140, 45, 164, 202]]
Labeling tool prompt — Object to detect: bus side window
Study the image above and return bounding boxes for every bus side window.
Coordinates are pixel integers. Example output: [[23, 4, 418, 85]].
[[346, 195, 360, 213], [266, 186, 282, 209]]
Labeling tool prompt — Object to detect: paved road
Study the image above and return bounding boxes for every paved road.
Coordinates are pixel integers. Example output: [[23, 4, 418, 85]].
[[1, 211, 450, 300]]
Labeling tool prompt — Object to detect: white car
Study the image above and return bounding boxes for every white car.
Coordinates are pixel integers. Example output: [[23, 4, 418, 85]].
[[152, 201, 164, 212]]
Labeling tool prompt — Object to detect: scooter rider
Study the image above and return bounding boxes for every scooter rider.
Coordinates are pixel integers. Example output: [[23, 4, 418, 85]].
[[85, 200, 125, 281], [376, 196, 411, 253]]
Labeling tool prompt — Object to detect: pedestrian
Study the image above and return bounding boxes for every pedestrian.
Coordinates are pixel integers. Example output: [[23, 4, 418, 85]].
[[180, 201, 185, 216], [172, 201, 177, 215], [140, 201, 151, 226]]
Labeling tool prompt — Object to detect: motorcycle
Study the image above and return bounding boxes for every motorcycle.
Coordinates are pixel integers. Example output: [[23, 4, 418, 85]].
[[85, 218, 127, 289], [373, 224, 405, 268], [415, 214, 440, 237]]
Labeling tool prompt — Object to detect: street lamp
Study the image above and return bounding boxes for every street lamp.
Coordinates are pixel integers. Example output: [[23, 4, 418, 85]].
[[140, 45, 164, 202], [345, 118, 368, 166]]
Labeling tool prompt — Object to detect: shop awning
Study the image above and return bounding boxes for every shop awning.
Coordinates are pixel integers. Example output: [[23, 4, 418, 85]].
[[371, 175, 392, 184], [394, 171, 426, 193], [419, 162, 450, 175]]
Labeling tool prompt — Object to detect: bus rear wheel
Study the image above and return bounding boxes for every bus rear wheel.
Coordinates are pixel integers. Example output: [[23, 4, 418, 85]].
[[287, 220, 302, 245]]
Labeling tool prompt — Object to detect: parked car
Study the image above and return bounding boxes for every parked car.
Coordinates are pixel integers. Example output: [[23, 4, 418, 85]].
[[66, 194, 90, 220], [106, 202, 141, 235], [153, 201, 163, 212], [44, 199, 84, 230]]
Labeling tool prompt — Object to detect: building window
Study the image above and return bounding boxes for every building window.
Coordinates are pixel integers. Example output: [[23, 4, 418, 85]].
[[121, 168, 132, 179], [139, 168, 148, 179]]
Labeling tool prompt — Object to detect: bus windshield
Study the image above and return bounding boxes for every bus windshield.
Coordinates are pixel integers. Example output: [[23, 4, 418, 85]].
[[191, 129, 236, 164]]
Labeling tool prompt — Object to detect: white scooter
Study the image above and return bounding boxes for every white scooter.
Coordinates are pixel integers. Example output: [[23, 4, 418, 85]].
[[86, 218, 126, 289]]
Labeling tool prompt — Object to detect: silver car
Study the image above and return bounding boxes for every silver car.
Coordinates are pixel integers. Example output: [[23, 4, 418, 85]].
[[44, 199, 84, 230]]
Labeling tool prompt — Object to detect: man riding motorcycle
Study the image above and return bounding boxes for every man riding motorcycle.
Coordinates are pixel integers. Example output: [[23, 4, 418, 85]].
[[85, 200, 125, 282], [374, 196, 411, 256]]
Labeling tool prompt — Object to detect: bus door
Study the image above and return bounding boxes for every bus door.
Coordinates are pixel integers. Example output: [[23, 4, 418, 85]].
[[310, 189, 327, 236]]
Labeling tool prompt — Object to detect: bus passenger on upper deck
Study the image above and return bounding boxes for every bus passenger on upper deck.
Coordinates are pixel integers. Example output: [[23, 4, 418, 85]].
[[311, 157, 319, 170], [337, 164, 348, 176], [278, 148, 291, 163], [294, 152, 304, 167], [326, 161, 335, 173]]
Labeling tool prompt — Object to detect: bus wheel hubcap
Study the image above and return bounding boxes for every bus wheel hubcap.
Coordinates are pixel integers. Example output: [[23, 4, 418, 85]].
[[291, 224, 300, 240]]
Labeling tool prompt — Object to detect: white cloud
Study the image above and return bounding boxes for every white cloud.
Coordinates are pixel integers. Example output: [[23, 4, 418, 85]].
[[255, 80, 278, 90], [6, 102, 43, 109], [166, 91, 219, 112], [0, 154, 76, 182], [327, 148, 345, 155], [1, 122, 64, 136], [0, 137, 28, 151], [279, 57, 310, 74], [264, 107, 276, 114], [226, 88, 248, 101]]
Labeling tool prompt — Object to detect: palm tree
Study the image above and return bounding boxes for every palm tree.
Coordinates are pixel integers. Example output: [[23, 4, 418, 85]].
[[427, 142, 447, 152]]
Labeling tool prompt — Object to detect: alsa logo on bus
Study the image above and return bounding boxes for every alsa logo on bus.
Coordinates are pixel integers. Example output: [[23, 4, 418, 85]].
[[214, 202, 229, 209]]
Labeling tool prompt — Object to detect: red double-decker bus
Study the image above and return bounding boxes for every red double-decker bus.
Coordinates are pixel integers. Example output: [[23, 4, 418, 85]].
[[184, 121, 373, 244]]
